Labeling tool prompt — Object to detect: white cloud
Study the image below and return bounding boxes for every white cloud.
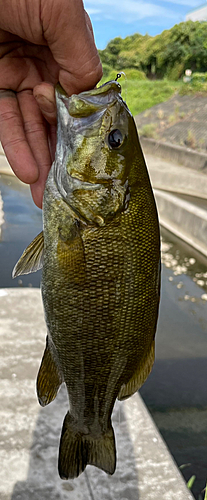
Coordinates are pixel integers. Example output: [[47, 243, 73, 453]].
[[159, 0, 203, 5], [85, 0, 177, 22]]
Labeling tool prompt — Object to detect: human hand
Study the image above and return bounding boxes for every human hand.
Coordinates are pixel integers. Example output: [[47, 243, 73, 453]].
[[0, 0, 102, 208]]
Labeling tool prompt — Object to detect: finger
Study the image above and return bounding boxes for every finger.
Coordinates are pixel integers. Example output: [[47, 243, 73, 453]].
[[17, 90, 52, 208], [41, 0, 102, 95], [0, 90, 39, 184], [30, 122, 57, 208], [84, 10, 95, 38], [33, 82, 57, 125]]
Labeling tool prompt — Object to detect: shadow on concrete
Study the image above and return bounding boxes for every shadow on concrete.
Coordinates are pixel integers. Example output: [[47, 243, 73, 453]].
[[11, 386, 140, 500]]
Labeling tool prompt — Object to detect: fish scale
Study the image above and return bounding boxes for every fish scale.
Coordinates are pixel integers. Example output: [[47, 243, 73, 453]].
[[13, 80, 160, 480]]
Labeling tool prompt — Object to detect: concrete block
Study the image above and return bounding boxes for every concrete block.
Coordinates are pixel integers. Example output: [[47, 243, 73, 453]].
[[146, 154, 207, 199], [155, 189, 207, 257], [140, 136, 207, 172]]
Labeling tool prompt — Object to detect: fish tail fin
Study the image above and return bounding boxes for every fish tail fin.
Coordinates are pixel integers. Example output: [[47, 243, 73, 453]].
[[58, 412, 116, 479]]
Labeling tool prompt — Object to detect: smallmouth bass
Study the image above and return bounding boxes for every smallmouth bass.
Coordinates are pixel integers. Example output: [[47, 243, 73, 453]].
[[13, 80, 160, 479]]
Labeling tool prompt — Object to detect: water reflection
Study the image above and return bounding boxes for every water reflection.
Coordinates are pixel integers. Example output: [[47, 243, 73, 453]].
[[0, 190, 4, 238], [161, 230, 207, 301], [0, 174, 42, 288]]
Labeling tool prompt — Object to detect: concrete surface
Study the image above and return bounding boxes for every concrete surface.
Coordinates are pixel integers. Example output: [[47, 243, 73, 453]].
[[136, 94, 207, 156], [0, 288, 194, 500], [154, 189, 207, 258], [140, 136, 207, 171], [142, 153, 207, 258], [145, 153, 207, 199]]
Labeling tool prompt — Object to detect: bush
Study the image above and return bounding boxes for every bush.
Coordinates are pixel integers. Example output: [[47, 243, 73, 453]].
[[102, 63, 113, 79], [106, 68, 146, 82], [99, 68, 147, 87], [166, 62, 185, 81], [191, 72, 207, 83]]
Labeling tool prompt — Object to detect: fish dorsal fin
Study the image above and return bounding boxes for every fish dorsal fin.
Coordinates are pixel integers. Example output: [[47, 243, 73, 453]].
[[118, 340, 155, 401], [12, 231, 44, 278]]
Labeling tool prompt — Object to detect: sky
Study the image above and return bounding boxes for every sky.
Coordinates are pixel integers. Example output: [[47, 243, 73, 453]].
[[84, 0, 207, 49]]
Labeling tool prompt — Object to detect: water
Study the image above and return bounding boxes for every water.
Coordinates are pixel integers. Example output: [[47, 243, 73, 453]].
[[0, 174, 42, 288], [0, 174, 207, 498], [140, 228, 207, 500]]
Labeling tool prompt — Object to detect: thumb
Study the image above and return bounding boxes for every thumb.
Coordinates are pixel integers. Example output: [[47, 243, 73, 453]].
[[41, 0, 102, 95]]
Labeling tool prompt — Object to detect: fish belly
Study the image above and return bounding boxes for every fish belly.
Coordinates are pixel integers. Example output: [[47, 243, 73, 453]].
[[42, 194, 159, 417]]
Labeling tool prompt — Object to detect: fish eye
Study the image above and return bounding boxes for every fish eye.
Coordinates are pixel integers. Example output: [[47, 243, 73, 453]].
[[108, 129, 123, 149]]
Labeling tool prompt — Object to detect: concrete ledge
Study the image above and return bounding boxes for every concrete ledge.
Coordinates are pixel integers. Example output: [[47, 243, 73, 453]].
[[0, 288, 193, 500], [145, 154, 207, 199], [154, 189, 207, 257], [140, 136, 207, 172]]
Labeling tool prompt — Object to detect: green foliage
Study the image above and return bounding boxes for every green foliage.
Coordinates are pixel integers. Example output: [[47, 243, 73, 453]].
[[101, 68, 147, 82], [99, 21, 207, 81], [139, 123, 157, 139], [101, 63, 113, 79], [187, 475, 196, 490], [179, 79, 207, 95], [166, 61, 185, 81], [99, 71, 180, 116], [122, 69, 147, 80], [120, 79, 180, 116], [192, 72, 207, 82], [204, 481, 207, 500]]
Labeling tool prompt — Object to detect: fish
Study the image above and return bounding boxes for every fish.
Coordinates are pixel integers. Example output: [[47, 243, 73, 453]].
[[13, 80, 160, 480]]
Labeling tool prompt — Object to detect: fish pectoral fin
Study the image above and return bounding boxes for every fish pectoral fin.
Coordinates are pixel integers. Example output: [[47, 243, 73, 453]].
[[37, 336, 63, 407], [118, 340, 155, 401], [58, 412, 116, 479], [12, 231, 44, 278]]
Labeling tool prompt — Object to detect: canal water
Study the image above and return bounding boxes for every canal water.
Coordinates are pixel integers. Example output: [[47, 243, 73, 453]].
[[0, 174, 42, 288], [0, 173, 207, 499]]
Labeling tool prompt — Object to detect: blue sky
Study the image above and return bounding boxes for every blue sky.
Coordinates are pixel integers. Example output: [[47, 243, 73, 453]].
[[84, 0, 206, 49]]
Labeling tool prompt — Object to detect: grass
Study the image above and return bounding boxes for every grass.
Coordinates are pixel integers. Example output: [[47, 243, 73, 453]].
[[139, 123, 158, 139], [100, 69, 207, 117], [119, 79, 181, 116], [179, 464, 207, 499], [179, 80, 207, 95], [100, 72, 181, 116]]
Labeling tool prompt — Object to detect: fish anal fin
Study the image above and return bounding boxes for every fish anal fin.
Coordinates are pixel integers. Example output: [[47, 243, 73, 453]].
[[37, 336, 63, 407], [58, 412, 116, 479], [12, 231, 44, 278], [118, 340, 155, 401]]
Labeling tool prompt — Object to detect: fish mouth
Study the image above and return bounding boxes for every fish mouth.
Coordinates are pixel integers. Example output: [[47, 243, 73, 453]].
[[56, 80, 122, 119], [55, 80, 125, 138]]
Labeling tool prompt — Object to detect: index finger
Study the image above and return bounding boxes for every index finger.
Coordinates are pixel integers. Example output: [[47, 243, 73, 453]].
[[0, 90, 39, 184]]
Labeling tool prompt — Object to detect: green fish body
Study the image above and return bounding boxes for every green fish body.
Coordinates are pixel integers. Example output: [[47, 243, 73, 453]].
[[13, 81, 160, 479]]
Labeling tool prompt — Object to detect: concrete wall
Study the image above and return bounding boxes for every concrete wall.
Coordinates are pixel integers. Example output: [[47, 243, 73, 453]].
[[186, 5, 207, 21]]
